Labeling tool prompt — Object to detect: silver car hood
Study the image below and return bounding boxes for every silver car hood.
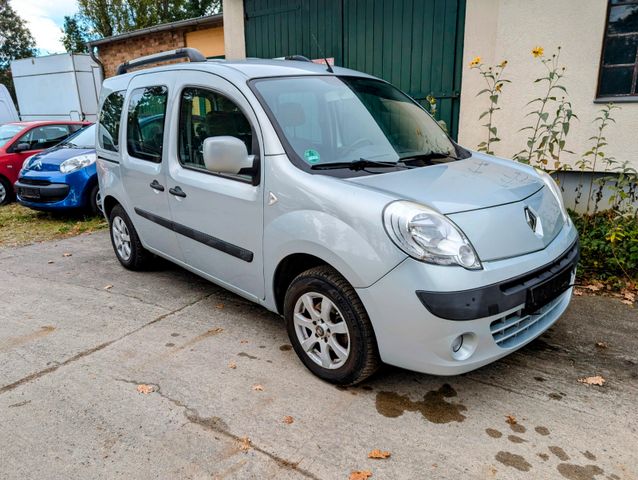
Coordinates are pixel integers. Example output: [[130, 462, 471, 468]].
[[346, 154, 543, 215], [347, 154, 565, 261]]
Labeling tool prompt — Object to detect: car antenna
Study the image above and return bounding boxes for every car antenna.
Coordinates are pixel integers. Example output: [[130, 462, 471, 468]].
[[311, 33, 334, 73]]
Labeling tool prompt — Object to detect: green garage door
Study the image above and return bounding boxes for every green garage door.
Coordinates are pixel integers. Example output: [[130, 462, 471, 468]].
[[244, 0, 466, 139]]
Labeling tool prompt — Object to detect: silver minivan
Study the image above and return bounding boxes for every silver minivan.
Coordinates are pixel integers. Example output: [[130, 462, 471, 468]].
[[97, 48, 579, 385]]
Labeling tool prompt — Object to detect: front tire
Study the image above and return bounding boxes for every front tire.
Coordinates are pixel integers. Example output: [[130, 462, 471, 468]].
[[109, 205, 151, 270], [284, 266, 380, 385], [89, 184, 102, 216], [0, 177, 13, 206]]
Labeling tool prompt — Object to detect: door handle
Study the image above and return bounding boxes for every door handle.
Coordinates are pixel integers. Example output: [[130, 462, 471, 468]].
[[169, 186, 187, 198], [150, 180, 165, 192]]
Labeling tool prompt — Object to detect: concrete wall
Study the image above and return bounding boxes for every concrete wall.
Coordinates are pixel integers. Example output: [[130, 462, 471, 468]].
[[222, 0, 246, 60], [458, 0, 638, 174]]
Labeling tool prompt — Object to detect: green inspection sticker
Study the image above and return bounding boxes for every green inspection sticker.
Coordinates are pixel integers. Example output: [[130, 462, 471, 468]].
[[303, 149, 320, 164]]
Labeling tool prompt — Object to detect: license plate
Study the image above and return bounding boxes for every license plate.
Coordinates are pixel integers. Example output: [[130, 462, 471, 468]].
[[525, 268, 573, 314], [19, 187, 40, 199]]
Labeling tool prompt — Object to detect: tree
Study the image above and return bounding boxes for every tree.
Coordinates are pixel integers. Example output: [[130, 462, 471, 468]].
[[62, 15, 91, 54], [0, 0, 36, 100], [78, 0, 222, 38]]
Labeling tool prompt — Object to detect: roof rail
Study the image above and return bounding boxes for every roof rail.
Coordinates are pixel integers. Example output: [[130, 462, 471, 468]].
[[116, 48, 206, 75], [282, 55, 312, 62]]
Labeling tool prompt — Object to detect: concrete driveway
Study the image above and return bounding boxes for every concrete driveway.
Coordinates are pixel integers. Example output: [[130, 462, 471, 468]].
[[0, 231, 636, 480]]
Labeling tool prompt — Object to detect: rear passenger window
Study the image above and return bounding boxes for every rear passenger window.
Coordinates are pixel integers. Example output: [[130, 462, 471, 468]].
[[99, 90, 125, 152], [178, 87, 253, 177], [127, 86, 168, 162]]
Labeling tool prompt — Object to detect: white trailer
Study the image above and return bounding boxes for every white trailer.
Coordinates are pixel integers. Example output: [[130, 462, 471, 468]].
[[10, 53, 103, 122]]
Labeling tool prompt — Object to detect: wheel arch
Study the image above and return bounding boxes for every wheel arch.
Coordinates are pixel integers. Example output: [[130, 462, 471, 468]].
[[102, 194, 121, 219]]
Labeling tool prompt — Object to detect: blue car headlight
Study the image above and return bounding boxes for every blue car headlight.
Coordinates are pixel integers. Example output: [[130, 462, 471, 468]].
[[21, 155, 36, 171], [60, 153, 97, 174]]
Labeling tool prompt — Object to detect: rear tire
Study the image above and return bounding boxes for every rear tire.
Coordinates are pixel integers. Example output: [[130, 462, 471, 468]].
[[284, 265, 380, 385], [88, 184, 102, 216], [109, 205, 152, 270], [0, 176, 13, 206]]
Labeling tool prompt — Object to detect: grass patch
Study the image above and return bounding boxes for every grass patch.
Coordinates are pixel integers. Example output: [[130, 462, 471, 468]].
[[0, 203, 107, 249]]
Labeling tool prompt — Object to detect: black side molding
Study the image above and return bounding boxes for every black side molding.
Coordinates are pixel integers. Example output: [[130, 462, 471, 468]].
[[134, 208, 253, 263], [416, 239, 579, 321]]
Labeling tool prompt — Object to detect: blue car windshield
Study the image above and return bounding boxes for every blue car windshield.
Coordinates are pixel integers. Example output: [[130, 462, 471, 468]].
[[0, 124, 27, 148], [62, 124, 96, 149], [252, 76, 456, 168]]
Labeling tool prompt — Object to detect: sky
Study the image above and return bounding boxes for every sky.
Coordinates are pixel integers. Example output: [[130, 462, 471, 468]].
[[11, 0, 79, 55]]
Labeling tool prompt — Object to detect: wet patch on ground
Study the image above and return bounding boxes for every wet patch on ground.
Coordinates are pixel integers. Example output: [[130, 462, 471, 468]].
[[535, 426, 550, 436], [550, 446, 570, 461], [279, 344, 292, 351], [375, 384, 466, 424], [557, 463, 604, 480], [237, 352, 258, 360], [486, 428, 502, 438], [508, 435, 527, 444], [495, 451, 532, 472]]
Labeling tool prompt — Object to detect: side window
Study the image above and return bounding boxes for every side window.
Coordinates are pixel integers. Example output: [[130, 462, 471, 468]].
[[18, 125, 71, 150], [127, 86, 168, 162], [99, 90, 125, 152], [178, 87, 253, 178]]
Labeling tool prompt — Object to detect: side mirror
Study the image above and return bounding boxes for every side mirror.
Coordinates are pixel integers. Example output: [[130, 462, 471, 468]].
[[202, 136, 254, 175], [13, 142, 31, 153]]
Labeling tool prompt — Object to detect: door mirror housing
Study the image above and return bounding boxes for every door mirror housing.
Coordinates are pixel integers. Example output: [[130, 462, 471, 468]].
[[202, 136, 254, 175], [12, 142, 31, 153]]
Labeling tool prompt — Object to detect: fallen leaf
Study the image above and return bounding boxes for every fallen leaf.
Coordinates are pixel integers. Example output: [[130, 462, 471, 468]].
[[136, 384, 155, 394], [104, 284, 113, 290], [621, 299, 634, 306], [349, 471, 372, 480], [283, 415, 294, 424], [228, 361, 237, 369], [63, 252, 72, 257], [368, 449, 391, 459], [238, 436, 251, 451], [240, 340, 248, 344], [215, 303, 224, 309], [505, 415, 517, 425], [584, 283, 603, 292], [47, 260, 54, 264], [595, 342, 608, 349], [573, 289, 583, 296], [252, 384, 264, 391], [578, 375, 605, 386]]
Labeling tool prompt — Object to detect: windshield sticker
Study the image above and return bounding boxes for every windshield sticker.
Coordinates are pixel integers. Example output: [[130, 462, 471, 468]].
[[303, 149, 320, 164]]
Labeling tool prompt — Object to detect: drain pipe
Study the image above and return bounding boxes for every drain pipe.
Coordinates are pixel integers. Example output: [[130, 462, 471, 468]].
[[88, 43, 105, 79]]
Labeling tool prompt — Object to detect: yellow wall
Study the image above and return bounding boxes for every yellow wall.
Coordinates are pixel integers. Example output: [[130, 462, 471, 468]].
[[185, 26, 225, 57], [459, 0, 638, 171]]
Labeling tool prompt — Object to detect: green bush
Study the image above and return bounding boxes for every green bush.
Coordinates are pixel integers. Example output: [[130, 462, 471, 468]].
[[571, 210, 638, 289]]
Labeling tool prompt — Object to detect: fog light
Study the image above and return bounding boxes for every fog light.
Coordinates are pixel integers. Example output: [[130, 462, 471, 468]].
[[450, 332, 477, 361], [451, 335, 464, 353]]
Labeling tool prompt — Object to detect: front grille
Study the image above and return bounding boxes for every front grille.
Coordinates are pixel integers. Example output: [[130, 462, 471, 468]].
[[18, 178, 51, 186], [490, 292, 566, 348]]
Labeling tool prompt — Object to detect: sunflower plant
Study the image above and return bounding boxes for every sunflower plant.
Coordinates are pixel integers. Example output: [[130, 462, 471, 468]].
[[469, 57, 510, 155]]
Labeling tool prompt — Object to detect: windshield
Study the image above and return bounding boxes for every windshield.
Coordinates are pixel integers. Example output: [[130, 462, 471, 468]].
[[62, 124, 96, 149], [252, 76, 457, 170], [0, 124, 27, 148]]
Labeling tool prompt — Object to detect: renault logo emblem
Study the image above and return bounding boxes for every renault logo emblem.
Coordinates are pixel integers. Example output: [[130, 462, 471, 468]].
[[524, 206, 543, 237]]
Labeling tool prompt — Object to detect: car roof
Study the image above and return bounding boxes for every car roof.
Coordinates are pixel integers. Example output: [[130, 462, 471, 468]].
[[106, 58, 376, 86], [5, 120, 91, 127]]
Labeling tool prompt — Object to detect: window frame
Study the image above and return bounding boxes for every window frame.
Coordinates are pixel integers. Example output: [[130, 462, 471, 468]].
[[126, 85, 169, 163], [98, 90, 126, 153], [176, 84, 261, 186], [596, 0, 638, 102]]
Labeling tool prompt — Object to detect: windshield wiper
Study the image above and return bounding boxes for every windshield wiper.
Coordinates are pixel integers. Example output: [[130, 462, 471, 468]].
[[311, 158, 408, 171], [400, 151, 461, 162]]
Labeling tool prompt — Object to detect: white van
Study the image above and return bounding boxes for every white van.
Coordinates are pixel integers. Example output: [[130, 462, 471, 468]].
[[0, 85, 19, 124]]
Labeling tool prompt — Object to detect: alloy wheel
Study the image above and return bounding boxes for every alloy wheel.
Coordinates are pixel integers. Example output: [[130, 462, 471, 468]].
[[0, 182, 6, 204], [293, 292, 351, 369], [112, 216, 132, 261]]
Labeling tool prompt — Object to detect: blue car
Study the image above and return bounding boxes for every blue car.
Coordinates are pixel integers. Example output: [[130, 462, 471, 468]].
[[15, 124, 101, 214]]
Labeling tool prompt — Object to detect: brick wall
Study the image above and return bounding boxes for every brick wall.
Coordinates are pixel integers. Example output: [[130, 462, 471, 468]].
[[98, 30, 186, 78]]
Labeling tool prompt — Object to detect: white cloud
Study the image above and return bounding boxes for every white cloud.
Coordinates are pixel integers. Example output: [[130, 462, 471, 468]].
[[10, 0, 79, 55]]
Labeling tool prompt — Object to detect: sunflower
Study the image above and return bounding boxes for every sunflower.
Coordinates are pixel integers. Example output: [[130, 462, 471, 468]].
[[469, 56, 481, 67], [532, 46, 544, 58]]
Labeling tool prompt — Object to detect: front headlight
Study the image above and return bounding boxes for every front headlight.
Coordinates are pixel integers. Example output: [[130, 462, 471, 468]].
[[60, 153, 97, 174], [536, 169, 569, 225], [22, 155, 35, 171], [383, 200, 482, 270]]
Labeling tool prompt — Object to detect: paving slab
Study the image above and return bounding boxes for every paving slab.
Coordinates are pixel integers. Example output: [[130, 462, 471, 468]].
[[0, 232, 636, 479]]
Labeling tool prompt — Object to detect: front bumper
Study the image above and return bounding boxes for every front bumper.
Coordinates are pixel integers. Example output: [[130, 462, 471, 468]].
[[356, 223, 578, 375], [15, 169, 95, 211]]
